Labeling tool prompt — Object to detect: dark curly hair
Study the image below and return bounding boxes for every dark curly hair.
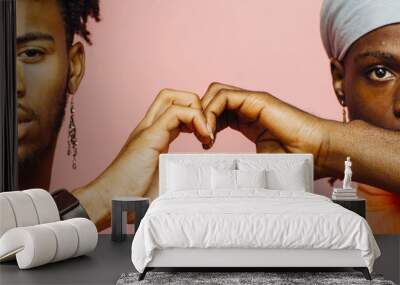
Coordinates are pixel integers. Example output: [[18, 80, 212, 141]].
[[58, 0, 100, 46]]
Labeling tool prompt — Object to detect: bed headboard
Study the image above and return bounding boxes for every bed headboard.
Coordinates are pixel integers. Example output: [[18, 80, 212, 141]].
[[159, 153, 314, 195]]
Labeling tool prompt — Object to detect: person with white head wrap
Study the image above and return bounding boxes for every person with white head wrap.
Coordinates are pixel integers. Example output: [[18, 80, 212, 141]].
[[201, 1, 400, 235], [320, 0, 400, 61], [319, 0, 400, 234]]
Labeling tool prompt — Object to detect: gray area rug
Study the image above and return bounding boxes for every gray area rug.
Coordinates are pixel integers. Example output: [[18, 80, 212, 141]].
[[116, 272, 396, 285]]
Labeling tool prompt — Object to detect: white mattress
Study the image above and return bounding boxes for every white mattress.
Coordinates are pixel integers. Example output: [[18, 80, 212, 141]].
[[131, 189, 380, 273]]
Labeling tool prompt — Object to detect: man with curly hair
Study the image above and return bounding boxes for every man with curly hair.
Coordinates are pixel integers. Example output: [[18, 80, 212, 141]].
[[16, 0, 213, 229], [16, 0, 100, 189]]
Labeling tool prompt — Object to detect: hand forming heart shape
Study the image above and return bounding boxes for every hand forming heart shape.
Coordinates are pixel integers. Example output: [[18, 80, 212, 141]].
[[73, 81, 331, 229], [71, 81, 400, 232]]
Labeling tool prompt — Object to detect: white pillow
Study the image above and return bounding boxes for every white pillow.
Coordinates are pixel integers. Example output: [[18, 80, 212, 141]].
[[211, 168, 236, 190], [167, 160, 236, 191], [238, 160, 308, 191], [167, 163, 211, 191], [267, 165, 306, 190], [236, 169, 267, 188], [211, 169, 268, 190]]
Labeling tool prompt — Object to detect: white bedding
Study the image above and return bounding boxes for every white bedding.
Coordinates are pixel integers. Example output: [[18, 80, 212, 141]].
[[131, 189, 380, 273]]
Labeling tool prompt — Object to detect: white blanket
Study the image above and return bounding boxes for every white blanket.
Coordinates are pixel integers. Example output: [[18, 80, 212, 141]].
[[131, 190, 380, 273]]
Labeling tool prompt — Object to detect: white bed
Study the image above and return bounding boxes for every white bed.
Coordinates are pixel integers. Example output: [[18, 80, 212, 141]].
[[131, 154, 380, 280]]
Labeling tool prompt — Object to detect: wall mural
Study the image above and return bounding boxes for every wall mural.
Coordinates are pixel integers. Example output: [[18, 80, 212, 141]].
[[16, 0, 400, 234]]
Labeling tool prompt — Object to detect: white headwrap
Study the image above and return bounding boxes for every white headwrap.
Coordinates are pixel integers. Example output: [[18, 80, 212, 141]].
[[320, 0, 400, 61]]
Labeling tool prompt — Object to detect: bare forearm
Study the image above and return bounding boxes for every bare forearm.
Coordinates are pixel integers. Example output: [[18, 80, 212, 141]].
[[72, 185, 110, 231], [321, 119, 400, 194], [68, 89, 213, 231], [72, 148, 159, 231]]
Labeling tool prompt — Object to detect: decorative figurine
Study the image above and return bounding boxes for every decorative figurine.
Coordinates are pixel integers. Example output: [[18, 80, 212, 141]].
[[343, 156, 352, 190], [332, 156, 357, 200]]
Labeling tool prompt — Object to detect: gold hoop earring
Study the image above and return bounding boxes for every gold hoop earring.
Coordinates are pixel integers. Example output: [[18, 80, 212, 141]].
[[67, 96, 78, 169]]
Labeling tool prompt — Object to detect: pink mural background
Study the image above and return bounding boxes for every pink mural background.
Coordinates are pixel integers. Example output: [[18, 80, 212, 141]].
[[50, 0, 336, 192]]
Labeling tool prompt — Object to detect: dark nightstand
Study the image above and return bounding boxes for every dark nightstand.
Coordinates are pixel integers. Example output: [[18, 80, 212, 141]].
[[332, 198, 366, 218], [111, 197, 150, 242]]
